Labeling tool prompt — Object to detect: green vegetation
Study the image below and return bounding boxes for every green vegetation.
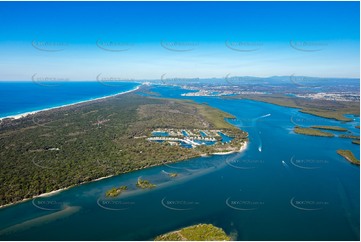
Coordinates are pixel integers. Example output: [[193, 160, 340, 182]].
[[310, 126, 347, 132], [154, 224, 231, 241], [136, 178, 156, 189], [352, 140, 360, 145], [169, 173, 178, 178], [194, 104, 236, 130], [339, 134, 360, 140], [229, 94, 359, 121], [105, 185, 127, 197], [138, 86, 161, 97], [0, 89, 248, 207], [294, 126, 334, 137], [337, 150, 360, 165]]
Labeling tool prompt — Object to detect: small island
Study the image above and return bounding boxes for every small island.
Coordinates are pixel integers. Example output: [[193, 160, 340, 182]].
[[136, 178, 156, 189], [352, 140, 360, 145], [339, 134, 360, 140], [169, 173, 178, 178], [310, 125, 347, 132], [105, 185, 128, 197], [294, 126, 334, 137], [154, 224, 231, 241], [337, 150, 360, 165]]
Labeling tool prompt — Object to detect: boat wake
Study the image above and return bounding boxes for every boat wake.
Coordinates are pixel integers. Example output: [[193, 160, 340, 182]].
[[257, 131, 263, 152], [282, 160, 289, 169], [258, 113, 271, 119], [237, 113, 271, 128], [161, 170, 171, 175]]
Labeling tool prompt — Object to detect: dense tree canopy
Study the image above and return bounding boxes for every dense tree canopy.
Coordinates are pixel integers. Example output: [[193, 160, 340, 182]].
[[0, 92, 247, 206]]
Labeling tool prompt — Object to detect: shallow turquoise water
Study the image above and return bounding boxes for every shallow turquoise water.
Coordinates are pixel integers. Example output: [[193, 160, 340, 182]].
[[0, 85, 359, 240]]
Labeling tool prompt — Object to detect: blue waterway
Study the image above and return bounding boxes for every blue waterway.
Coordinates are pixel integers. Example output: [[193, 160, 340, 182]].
[[200, 131, 207, 137], [0, 82, 140, 118], [193, 140, 216, 146], [218, 132, 234, 143], [182, 130, 189, 137], [0, 85, 359, 240], [151, 131, 169, 137]]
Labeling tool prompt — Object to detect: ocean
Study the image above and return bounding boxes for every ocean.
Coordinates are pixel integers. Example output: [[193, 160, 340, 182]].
[[0, 81, 140, 119]]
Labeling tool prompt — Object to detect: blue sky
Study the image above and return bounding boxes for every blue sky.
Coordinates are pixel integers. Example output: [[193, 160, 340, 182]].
[[0, 1, 359, 80]]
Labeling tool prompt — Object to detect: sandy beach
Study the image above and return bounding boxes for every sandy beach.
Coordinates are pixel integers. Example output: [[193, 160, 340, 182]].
[[212, 141, 248, 155]]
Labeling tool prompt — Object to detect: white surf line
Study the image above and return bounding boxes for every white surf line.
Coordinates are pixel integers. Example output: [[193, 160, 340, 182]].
[[0, 84, 142, 121]]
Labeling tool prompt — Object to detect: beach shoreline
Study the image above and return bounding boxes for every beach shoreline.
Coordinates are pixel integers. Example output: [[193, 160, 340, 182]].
[[212, 141, 248, 155], [0, 174, 115, 209], [0, 84, 142, 121], [0, 141, 249, 210]]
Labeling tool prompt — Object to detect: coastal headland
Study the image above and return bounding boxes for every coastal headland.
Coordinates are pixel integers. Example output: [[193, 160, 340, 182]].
[[0, 85, 248, 207]]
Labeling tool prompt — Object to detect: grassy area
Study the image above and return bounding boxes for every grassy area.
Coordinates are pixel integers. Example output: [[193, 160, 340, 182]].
[[337, 150, 360, 165], [154, 224, 231, 241], [0, 90, 248, 207], [294, 126, 334, 137], [229, 94, 359, 121], [310, 126, 347, 132], [105, 186, 127, 197], [136, 178, 156, 189]]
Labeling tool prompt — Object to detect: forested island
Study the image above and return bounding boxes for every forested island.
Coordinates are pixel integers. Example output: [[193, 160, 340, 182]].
[[352, 140, 360, 145], [230, 93, 359, 121], [154, 224, 231, 241], [168, 173, 178, 177], [106, 186, 127, 197], [294, 126, 334, 137], [337, 150, 360, 165], [311, 126, 347, 132], [293, 126, 360, 148], [339, 134, 360, 140], [136, 178, 156, 189], [0, 90, 248, 207]]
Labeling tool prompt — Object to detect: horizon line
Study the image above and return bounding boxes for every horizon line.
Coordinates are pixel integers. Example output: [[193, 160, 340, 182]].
[[0, 75, 360, 82]]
